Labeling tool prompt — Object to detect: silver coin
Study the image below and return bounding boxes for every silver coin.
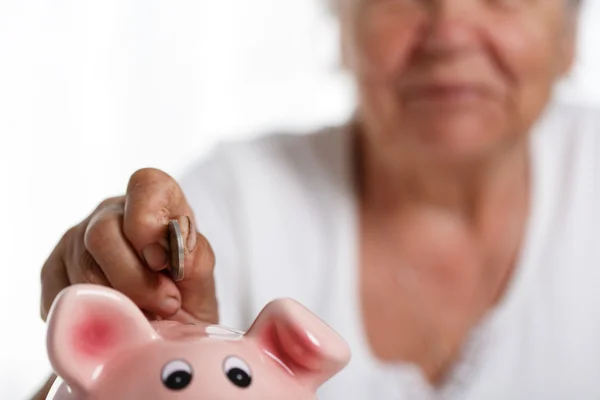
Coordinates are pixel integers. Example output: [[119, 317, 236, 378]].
[[168, 219, 185, 282]]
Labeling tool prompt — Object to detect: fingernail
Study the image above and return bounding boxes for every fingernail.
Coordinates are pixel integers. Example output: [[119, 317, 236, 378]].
[[142, 244, 168, 270], [160, 296, 180, 316], [186, 217, 197, 252]]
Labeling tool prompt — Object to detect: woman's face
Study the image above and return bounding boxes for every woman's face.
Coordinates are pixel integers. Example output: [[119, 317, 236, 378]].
[[342, 0, 579, 164]]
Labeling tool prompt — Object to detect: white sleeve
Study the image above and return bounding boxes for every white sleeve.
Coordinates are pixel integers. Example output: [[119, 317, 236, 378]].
[[177, 145, 252, 330]]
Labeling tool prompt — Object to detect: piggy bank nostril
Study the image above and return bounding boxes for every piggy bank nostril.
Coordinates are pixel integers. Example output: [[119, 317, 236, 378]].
[[161, 359, 193, 391]]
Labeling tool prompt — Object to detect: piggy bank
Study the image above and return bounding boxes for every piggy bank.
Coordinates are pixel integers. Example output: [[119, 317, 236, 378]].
[[44, 284, 351, 399]]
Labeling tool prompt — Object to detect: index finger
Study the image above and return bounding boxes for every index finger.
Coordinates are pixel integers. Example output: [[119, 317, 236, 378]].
[[123, 168, 196, 262]]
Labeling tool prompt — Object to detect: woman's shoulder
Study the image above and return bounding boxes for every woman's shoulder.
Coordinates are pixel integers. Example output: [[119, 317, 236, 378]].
[[179, 123, 352, 200], [531, 100, 600, 163], [207, 123, 349, 169], [538, 100, 600, 137]]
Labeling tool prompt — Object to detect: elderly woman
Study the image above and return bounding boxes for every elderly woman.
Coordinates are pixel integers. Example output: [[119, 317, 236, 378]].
[[35, 0, 597, 398]]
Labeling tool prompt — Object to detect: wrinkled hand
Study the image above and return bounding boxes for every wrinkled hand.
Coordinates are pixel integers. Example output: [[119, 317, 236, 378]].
[[40, 168, 218, 324]]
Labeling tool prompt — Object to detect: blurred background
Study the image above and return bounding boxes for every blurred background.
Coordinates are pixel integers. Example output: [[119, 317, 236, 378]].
[[0, 1, 598, 398]]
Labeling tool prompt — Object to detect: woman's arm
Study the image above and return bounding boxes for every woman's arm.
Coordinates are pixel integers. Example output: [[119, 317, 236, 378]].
[[31, 145, 248, 400]]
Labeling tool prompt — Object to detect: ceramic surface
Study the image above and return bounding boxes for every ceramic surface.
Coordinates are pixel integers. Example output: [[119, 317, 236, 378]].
[[45, 284, 351, 399]]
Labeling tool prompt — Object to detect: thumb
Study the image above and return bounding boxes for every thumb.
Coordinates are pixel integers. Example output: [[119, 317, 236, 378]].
[[169, 216, 219, 325]]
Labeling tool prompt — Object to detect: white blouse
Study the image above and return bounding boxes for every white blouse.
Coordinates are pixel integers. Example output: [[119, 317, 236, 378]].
[[179, 100, 600, 399]]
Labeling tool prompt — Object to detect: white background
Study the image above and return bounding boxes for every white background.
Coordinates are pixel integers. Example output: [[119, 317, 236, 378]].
[[0, 1, 598, 398]]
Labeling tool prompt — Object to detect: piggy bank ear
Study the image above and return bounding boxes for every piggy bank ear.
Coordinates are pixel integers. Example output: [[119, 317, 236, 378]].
[[46, 284, 159, 392], [246, 298, 351, 391]]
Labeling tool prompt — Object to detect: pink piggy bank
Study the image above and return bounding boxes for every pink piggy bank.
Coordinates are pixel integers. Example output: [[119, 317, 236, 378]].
[[44, 284, 351, 399]]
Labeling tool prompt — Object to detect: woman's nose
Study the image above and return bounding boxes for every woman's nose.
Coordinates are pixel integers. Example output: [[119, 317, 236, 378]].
[[419, 0, 481, 56]]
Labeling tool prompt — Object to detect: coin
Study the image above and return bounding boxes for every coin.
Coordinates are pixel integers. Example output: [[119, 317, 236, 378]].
[[167, 219, 185, 282]]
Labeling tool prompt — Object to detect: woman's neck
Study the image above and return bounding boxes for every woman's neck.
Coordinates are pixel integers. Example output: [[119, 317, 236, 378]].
[[354, 120, 532, 308], [355, 127, 531, 229]]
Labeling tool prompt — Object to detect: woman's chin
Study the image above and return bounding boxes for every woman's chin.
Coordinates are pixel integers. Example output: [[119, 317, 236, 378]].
[[405, 117, 514, 164]]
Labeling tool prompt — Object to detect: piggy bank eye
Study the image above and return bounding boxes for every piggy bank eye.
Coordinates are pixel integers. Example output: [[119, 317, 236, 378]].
[[223, 356, 252, 388], [162, 359, 193, 390]]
